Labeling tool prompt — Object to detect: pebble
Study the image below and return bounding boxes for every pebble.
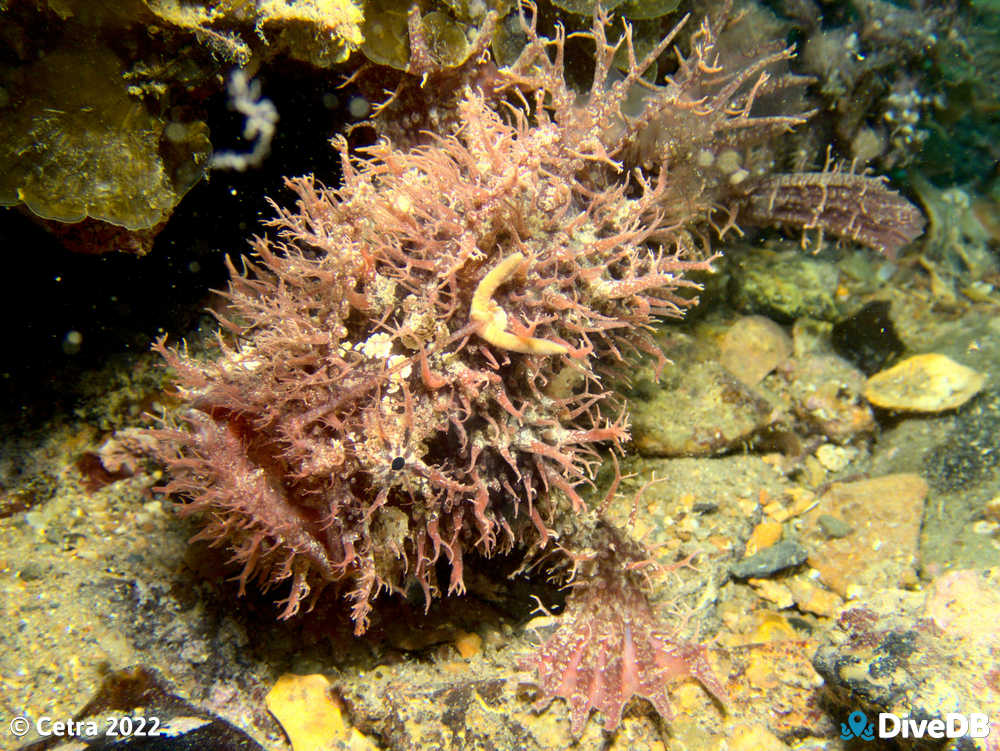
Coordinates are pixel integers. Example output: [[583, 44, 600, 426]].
[[816, 514, 851, 539], [815, 444, 856, 472], [731, 539, 808, 578], [745, 520, 783, 555], [787, 577, 843, 617], [719, 315, 793, 386], [763, 488, 816, 522], [266, 673, 378, 751], [454, 631, 482, 659], [18, 560, 48, 581], [749, 578, 795, 608]]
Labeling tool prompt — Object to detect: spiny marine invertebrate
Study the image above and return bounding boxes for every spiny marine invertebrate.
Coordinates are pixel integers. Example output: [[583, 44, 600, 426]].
[[152, 2, 923, 734]]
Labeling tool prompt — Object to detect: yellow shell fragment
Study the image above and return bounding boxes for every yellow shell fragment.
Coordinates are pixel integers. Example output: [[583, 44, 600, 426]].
[[864, 354, 987, 412], [266, 673, 379, 751]]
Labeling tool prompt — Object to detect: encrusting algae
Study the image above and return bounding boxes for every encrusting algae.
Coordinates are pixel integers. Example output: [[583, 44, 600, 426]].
[[150, 3, 924, 735]]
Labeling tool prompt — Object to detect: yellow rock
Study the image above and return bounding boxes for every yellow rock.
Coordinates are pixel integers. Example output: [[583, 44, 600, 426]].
[[749, 578, 795, 609], [752, 612, 798, 642], [266, 673, 379, 751], [672, 681, 708, 713], [258, 0, 364, 64], [788, 577, 843, 617], [454, 630, 482, 659], [864, 354, 986, 412], [744, 650, 782, 690], [745, 520, 783, 556], [763, 488, 816, 522]]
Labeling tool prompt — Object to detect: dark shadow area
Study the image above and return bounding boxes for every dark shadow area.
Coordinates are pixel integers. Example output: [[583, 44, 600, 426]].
[[0, 58, 366, 425]]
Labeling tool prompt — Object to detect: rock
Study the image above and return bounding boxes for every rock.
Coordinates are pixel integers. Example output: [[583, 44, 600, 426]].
[[745, 520, 783, 556], [631, 360, 780, 457], [731, 539, 808, 579], [779, 353, 874, 441], [15, 666, 266, 751], [813, 570, 1000, 751], [335, 659, 671, 750], [815, 443, 857, 472], [17, 560, 49, 581], [721, 639, 830, 740], [802, 474, 927, 597], [719, 316, 793, 387], [864, 353, 987, 412], [266, 673, 378, 751], [454, 631, 482, 659], [786, 577, 843, 617], [728, 249, 841, 322], [748, 578, 795, 609], [816, 514, 851, 539]]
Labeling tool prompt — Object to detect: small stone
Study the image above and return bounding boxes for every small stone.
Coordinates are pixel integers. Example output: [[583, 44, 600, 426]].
[[749, 578, 795, 608], [972, 519, 999, 536], [731, 539, 808, 578], [815, 443, 856, 472], [787, 577, 843, 617], [751, 612, 799, 642], [816, 514, 851, 539], [454, 630, 481, 659], [763, 488, 817, 522], [719, 315, 793, 386], [18, 560, 48, 581], [864, 353, 986, 412], [745, 520, 783, 556], [266, 673, 378, 751]]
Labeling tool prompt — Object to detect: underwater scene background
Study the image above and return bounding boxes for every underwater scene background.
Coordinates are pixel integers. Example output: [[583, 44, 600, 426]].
[[1, 0, 999, 749]]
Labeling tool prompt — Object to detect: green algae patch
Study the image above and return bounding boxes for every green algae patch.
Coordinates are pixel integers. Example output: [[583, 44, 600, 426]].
[[361, 0, 507, 71], [0, 47, 210, 233]]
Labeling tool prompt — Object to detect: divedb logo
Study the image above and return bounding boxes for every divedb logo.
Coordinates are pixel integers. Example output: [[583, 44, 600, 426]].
[[840, 710, 992, 741]]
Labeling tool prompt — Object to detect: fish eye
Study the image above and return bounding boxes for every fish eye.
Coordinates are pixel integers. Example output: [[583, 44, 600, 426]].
[[390, 456, 406, 471]]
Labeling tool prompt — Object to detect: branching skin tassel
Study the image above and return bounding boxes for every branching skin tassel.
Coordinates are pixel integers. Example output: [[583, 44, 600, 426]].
[[151, 1, 923, 736], [525, 523, 729, 737], [470, 253, 571, 355]]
